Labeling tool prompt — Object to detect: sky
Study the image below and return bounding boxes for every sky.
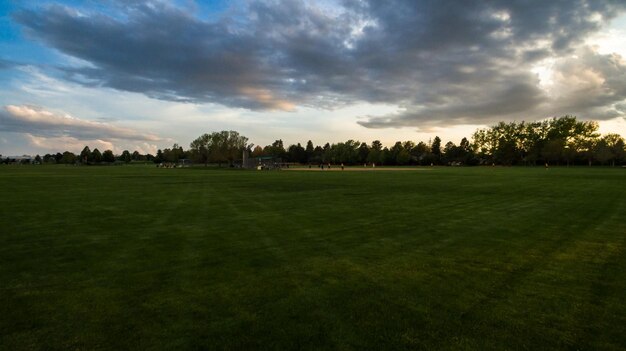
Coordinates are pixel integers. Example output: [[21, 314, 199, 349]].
[[1, 0, 626, 156]]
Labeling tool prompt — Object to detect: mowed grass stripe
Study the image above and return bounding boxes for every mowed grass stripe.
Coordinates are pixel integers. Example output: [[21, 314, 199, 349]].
[[0, 165, 624, 349]]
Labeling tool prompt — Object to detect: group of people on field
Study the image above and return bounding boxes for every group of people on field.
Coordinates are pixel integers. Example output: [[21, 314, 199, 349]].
[[311, 162, 379, 170]]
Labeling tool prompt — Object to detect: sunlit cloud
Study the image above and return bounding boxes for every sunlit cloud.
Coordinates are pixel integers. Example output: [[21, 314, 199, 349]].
[[1, 0, 625, 155], [22, 133, 159, 155], [1, 105, 161, 141], [0, 104, 165, 153], [238, 87, 296, 111], [25, 134, 114, 153]]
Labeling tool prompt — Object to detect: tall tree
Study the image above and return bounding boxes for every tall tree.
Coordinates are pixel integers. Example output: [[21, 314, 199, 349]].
[[305, 140, 315, 163], [251, 145, 265, 157], [367, 140, 383, 165], [594, 139, 613, 165], [322, 143, 331, 162], [267, 139, 286, 159], [102, 150, 115, 163], [541, 139, 564, 165], [121, 150, 131, 163], [431, 136, 442, 164], [472, 116, 603, 166], [189, 133, 210, 165], [154, 149, 164, 163], [288, 143, 306, 163], [222, 131, 249, 166], [92, 148, 102, 163], [190, 131, 249, 166], [62, 151, 77, 164], [411, 141, 431, 165], [312, 146, 324, 163], [396, 146, 411, 165], [600, 133, 625, 166], [431, 136, 442, 155], [80, 146, 92, 163], [357, 142, 369, 164]]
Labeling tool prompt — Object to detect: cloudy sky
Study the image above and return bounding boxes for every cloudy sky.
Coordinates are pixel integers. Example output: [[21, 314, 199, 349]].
[[1, 0, 626, 156]]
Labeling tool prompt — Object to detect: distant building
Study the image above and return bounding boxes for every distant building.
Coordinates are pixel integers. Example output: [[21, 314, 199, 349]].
[[242, 150, 282, 170]]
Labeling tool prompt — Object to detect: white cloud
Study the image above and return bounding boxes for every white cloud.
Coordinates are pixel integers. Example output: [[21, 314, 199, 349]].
[[131, 142, 158, 155], [585, 14, 626, 57], [25, 134, 114, 153], [0, 104, 167, 154], [546, 46, 626, 119], [22, 134, 160, 155], [1, 105, 161, 141]]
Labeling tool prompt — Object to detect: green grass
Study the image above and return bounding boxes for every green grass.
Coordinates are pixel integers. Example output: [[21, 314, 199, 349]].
[[1, 165, 625, 350]]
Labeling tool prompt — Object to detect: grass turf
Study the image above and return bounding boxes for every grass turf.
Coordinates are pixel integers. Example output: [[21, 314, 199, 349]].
[[0, 165, 624, 350]]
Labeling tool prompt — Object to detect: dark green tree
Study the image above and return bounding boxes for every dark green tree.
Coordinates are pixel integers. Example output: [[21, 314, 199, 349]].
[[358, 142, 369, 164], [601, 133, 625, 166], [121, 150, 131, 163], [62, 151, 77, 164], [388, 141, 409, 165], [102, 150, 115, 163], [92, 148, 102, 163], [154, 149, 164, 163], [411, 142, 430, 165], [305, 140, 315, 162], [190, 131, 248, 166], [251, 145, 265, 157], [367, 140, 383, 165], [542, 139, 564, 165], [312, 146, 324, 163], [322, 143, 331, 162], [288, 143, 307, 163], [80, 146, 92, 163], [431, 136, 442, 164], [594, 139, 612, 165], [267, 139, 286, 159], [190, 134, 210, 165]]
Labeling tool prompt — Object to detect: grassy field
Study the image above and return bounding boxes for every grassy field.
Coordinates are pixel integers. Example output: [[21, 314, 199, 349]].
[[0, 165, 624, 350]]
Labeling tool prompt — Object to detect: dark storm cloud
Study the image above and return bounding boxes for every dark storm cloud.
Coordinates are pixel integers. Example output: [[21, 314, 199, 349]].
[[13, 0, 626, 126]]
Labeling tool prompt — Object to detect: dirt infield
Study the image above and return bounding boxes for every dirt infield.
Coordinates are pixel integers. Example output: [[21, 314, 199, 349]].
[[283, 166, 434, 171]]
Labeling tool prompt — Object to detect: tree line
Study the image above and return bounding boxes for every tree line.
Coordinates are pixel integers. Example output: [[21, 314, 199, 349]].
[[183, 116, 624, 166], [472, 116, 624, 166], [6, 147, 154, 165], [4, 116, 624, 166]]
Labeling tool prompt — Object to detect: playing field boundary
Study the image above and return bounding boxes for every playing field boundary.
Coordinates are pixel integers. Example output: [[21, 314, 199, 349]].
[[283, 166, 435, 171]]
